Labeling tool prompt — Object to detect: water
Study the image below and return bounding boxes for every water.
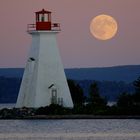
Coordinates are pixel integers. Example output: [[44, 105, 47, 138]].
[[0, 104, 140, 140], [0, 119, 140, 140], [0, 103, 15, 109]]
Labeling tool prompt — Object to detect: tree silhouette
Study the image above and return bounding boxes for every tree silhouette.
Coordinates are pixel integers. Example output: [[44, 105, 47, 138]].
[[88, 82, 107, 107], [117, 92, 132, 108], [133, 76, 140, 93], [133, 77, 140, 107], [68, 79, 84, 106]]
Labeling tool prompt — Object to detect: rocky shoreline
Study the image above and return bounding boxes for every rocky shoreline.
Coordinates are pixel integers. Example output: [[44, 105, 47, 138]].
[[0, 108, 139, 120], [23, 115, 140, 120]]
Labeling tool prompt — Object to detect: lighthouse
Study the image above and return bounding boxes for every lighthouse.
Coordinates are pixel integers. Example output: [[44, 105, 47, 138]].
[[16, 9, 73, 108]]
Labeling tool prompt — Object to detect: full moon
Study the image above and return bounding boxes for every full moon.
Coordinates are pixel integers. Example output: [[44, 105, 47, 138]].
[[90, 14, 118, 40]]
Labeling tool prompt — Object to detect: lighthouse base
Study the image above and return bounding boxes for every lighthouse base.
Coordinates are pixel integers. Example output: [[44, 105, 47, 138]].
[[16, 31, 73, 108]]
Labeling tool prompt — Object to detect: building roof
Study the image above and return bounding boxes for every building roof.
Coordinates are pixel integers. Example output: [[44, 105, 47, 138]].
[[35, 9, 51, 14]]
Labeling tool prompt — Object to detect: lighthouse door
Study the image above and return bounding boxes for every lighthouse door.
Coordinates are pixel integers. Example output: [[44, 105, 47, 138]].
[[49, 85, 57, 104]]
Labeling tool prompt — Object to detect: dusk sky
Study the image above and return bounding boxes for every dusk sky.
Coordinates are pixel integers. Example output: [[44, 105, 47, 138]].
[[0, 0, 140, 68]]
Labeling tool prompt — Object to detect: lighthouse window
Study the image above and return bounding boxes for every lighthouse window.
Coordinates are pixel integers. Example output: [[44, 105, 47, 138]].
[[28, 57, 35, 62], [41, 14, 45, 22], [44, 14, 48, 21], [30, 57, 35, 61]]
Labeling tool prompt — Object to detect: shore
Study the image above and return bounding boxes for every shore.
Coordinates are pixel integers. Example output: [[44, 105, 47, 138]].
[[23, 115, 140, 119], [0, 115, 140, 120]]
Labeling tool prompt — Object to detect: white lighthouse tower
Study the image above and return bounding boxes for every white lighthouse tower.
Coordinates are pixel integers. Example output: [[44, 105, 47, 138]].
[[16, 9, 73, 108]]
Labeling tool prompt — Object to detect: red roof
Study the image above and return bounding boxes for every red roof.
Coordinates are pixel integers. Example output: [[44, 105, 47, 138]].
[[35, 9, 51, 14]]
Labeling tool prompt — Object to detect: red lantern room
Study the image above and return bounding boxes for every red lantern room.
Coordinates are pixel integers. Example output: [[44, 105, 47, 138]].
[[28, 9, 60, 31], [36, 9, 52, 30]]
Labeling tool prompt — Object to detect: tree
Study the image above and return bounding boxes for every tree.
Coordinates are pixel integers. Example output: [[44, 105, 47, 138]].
[[117, 91, 140, 115], [132, 77, 140, 107], [133, 76, 140, 93], [88, 82, 107, 108], [117, 92, 132, 108], [68, 79, 84, 106]]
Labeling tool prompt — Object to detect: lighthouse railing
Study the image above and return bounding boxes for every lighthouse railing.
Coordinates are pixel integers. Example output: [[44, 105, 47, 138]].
[[27, 24, 36, 31], [51, 23, 61, 31], [27, 23, 60, 31]]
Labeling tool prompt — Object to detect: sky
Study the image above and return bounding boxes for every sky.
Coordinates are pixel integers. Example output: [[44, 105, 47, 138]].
[[0, 0, 140, 68]]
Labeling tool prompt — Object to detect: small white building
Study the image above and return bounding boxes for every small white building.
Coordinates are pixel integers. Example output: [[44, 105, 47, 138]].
[[16, 9, 73, 108]]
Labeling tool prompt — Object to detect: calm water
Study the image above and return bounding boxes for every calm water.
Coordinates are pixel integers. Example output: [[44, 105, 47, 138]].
[[0, 119, 140, 140], [0, 104, 15, 109], [0, 104, 140, 140]]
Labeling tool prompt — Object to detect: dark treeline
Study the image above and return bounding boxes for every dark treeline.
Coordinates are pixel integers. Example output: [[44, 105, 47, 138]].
[[116, 77, 140, 115], [0, 77, 135, 103], [76, 80, 134, 101], [34, 77, 140, 116], [66, 77, 140, 115], [0, 77, 140, 118]]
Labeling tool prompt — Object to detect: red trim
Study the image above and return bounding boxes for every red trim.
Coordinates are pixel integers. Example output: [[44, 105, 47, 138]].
[[36, 22, 51, 30]]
